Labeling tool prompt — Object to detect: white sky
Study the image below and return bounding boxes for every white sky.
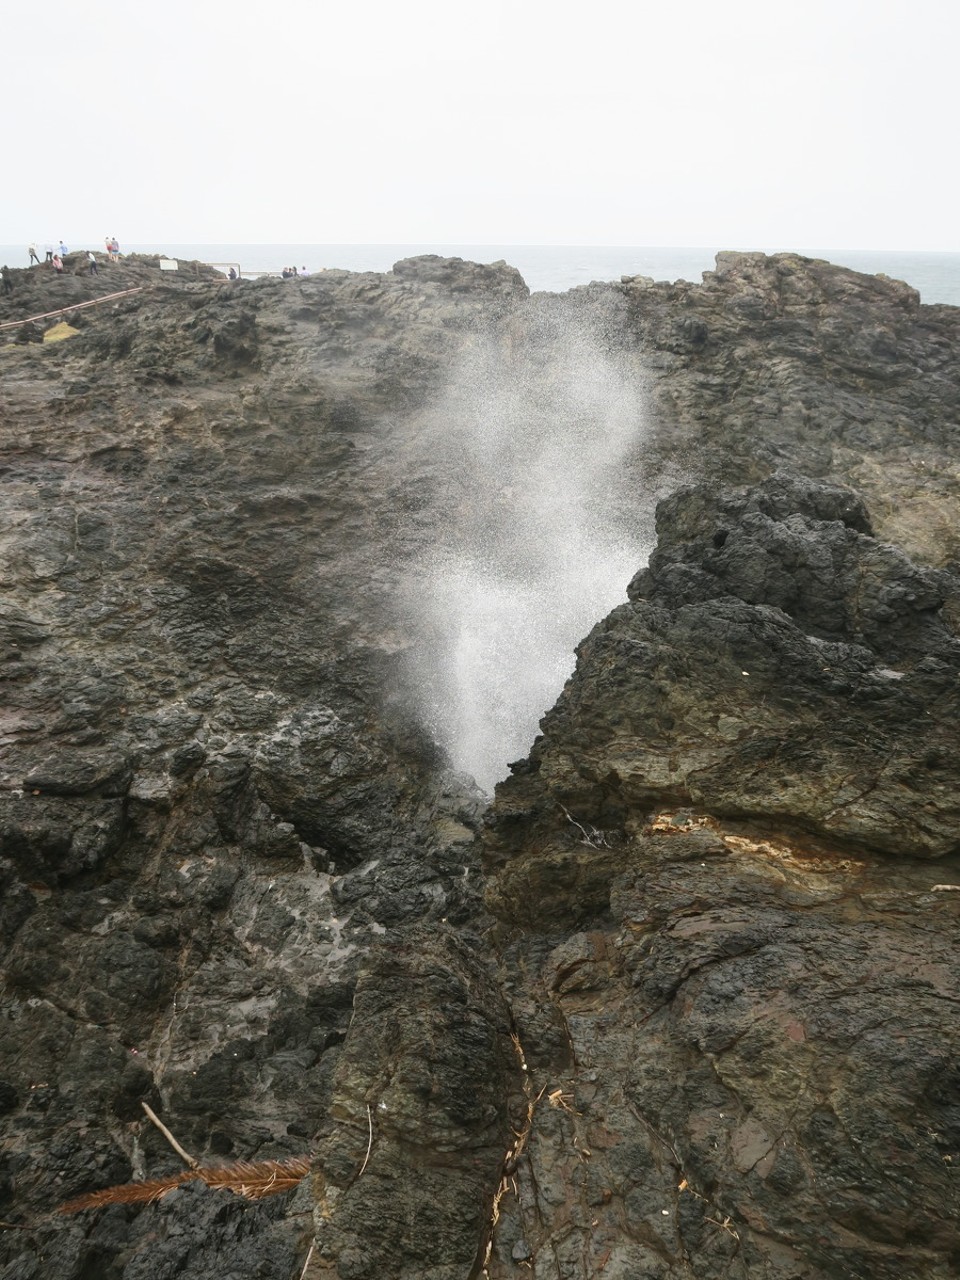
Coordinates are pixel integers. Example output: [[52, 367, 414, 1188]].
[[5, 0, 959, 250]]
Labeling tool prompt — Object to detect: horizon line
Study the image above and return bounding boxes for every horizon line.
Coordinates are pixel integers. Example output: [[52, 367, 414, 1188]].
[[3, 240, 960, 256]]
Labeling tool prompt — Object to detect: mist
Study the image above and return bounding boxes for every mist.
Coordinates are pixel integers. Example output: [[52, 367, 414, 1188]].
[[400, 303, 653, 793]]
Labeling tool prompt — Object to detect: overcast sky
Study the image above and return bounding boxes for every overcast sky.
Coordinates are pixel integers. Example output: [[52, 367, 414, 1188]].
[[5, 0, 958, 250]]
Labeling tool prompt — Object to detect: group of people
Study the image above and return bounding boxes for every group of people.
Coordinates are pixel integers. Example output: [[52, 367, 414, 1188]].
[[27, 240, 69, 265], [23, 238, 119, 277], [281, 265, 309, 279]]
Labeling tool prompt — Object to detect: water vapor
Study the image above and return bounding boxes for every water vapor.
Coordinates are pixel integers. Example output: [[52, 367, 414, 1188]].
[[401, 301, 652, 793]]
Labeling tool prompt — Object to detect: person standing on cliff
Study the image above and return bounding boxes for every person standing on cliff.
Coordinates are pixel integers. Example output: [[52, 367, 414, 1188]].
[[28, 243, 40, 266], [1, 266, 12, 295], [59, 240, 68, 257], [88, 251, 99, 276]]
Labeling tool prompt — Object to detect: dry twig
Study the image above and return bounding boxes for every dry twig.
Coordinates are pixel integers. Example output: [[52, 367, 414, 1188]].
[[141, 1102, 198, 1169], [358, 1104, 374, 1177]]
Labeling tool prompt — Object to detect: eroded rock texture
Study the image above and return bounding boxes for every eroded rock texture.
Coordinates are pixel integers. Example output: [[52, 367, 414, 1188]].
[[483, 475, 960, 1279], [1, 252, 959, 1279]]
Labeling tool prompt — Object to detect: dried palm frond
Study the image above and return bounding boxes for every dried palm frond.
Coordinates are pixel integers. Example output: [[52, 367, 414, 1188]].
[[58, 1155, 312, 1214], [194, 1156, 312, 1200]]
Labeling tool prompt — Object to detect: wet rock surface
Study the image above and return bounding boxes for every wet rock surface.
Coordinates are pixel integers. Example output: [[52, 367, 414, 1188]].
[[1, 252, 959, 1278]]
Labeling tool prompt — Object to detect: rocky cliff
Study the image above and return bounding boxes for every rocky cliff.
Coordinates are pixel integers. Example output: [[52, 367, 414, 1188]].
[[0, 251, 958, 1279]]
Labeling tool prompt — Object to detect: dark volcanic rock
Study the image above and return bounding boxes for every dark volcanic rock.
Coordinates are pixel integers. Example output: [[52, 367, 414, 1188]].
[[486, 474, 960, 864], [484, 827, 959, 1280], [0, 253, 519, 1279], [621, 251, 960, 568], [2, 252, 960, 1279], [23, 748, 133, 796], [310, 927, 522, 1280], [482, 476, 960, 1279]]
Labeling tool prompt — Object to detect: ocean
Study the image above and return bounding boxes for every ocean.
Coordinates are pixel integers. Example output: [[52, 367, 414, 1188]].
[[3, 244, 960, 306]]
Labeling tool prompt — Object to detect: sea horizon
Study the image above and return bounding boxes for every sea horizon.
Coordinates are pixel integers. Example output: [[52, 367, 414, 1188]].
[[3, 242, 960, 305]]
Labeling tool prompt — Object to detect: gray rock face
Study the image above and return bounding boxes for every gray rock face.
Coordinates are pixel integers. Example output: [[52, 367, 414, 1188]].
[[1, 256, 512, 1279], [310, 927, 522, 1280], [493, 473, 960, 859], [1, 253, 959, 1279], [486, 829, 959, 1280], [483, 475, 960, 1278], [622, 250, 960, 569]]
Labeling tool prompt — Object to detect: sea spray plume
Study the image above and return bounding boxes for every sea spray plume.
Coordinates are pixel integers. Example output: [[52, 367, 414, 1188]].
[[399, 297, 654, 793]]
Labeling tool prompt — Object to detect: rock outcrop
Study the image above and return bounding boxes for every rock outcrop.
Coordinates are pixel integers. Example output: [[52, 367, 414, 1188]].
[[1, 252, 958, 1279], [622, 251, 960, 568], [483, 474, 960, 1279]]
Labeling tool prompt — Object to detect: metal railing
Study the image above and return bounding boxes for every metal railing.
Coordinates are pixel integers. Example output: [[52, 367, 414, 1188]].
[[0, 287, 144, 332]]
